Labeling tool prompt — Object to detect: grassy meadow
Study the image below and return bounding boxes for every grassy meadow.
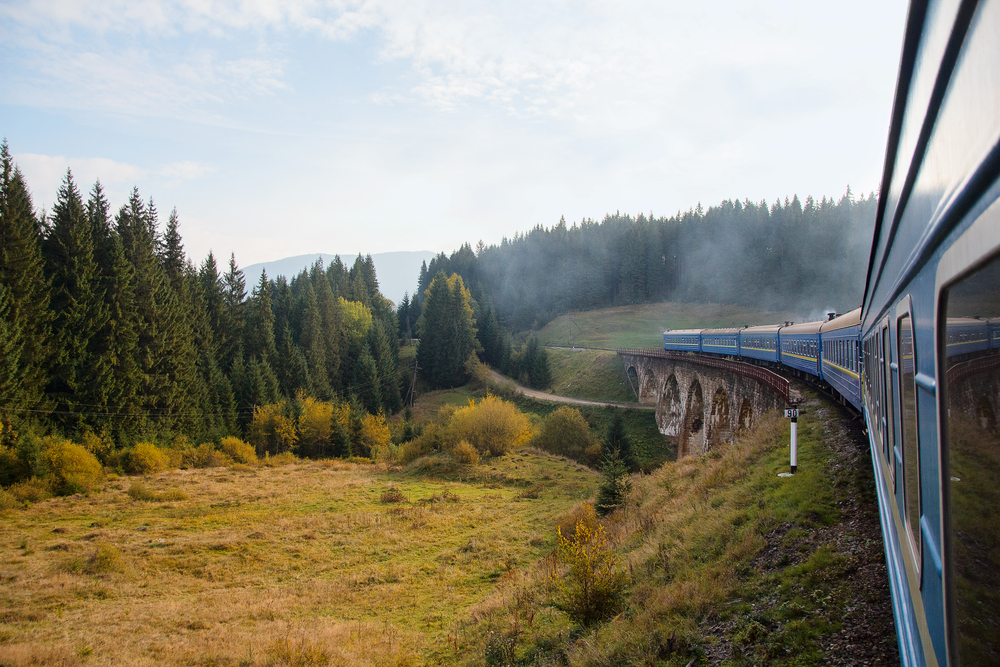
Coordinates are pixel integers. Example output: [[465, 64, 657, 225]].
[[536, 301, 799, 350], [0, 388, 892, 666], [545, 348, 637, 403], [0, 452, 596, 666]]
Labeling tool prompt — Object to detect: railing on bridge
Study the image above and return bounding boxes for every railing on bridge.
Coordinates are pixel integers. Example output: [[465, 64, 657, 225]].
[[946, 352, 1000, 388], [617, 348, 791, 404]]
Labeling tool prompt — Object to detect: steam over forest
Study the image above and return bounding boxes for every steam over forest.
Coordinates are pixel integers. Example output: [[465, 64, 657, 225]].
[[2, 135, 874, 451], [409, 189, 875, 332]]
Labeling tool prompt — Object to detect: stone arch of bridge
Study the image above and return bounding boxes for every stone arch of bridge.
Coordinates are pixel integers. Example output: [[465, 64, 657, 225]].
[[708, 385, 731, 450], [682, 378, 705, 456], [738, 398, 753, 432], [660, 374, 683, 435]]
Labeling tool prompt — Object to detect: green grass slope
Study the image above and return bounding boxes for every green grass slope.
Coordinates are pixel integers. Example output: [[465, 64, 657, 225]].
[[536, 301, 799, 350]]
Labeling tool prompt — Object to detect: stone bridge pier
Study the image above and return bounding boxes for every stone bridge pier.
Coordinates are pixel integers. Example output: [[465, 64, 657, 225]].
[[619, 350, 790, 457]]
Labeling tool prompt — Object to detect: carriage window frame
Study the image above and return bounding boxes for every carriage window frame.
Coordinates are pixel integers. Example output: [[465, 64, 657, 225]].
[[896, 299, 922, 580], [881, 323, 897, 490], [934, 193, 1000, 666]]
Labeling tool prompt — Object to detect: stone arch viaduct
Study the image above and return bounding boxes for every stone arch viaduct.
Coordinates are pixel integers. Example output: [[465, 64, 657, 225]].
[[618, 349, 792, 457]]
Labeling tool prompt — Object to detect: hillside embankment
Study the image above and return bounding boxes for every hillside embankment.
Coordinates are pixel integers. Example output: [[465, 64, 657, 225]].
[[0, 385, 896, 666]]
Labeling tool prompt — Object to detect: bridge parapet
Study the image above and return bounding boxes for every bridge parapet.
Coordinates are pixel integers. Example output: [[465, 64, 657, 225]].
[[616, 348, 790, 404], [618, 348, 790, 457]]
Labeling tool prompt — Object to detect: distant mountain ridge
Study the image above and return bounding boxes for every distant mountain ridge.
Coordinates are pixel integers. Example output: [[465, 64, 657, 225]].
[[242, 251, 436, 306]]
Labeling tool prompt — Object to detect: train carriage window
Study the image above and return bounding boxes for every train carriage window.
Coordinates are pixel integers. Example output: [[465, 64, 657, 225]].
[[898, 313, 921, 568], [942, 253, 1000, 665], [882, 326, 895, 485]]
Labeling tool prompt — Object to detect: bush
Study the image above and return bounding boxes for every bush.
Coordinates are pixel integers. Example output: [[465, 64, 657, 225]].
[[452, 440, 480, 465], [181, 443, 230, 468], [552, 504, 630, 626], [261, 451, 297, 467], [297, 395, 334, 458], [0, 446, 22, 487], [8, 477, 49, 504], [85, 543, 125, 574], [43, 437, 103, 495], [220, 436, 258, 465], [398, 425, 439, 465], [249, 402, 298, 456], [356, 412, 392, 459], [128, 442, 170, 475], [381, 486, 407, 503], [446, 394, 532, 457], [530, 406, 601, 465], [0, 488, 18, 510]]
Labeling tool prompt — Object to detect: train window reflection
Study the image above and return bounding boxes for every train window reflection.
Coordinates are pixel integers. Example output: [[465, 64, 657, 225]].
[[898, 313, 921, 566], [943, 252, 1000, 665]]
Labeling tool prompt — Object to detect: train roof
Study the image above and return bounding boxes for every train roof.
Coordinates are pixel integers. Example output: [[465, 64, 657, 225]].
[[663, 329, 703, 335], [701, 327, 743, 335], [780, 320, 824, 335], [741, 324, 782, 335], [819, 307, 862, 333]]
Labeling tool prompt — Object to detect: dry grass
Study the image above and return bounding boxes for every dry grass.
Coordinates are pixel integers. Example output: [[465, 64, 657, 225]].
[[0, 452, 596, 666], [449, 406, 846, 665]]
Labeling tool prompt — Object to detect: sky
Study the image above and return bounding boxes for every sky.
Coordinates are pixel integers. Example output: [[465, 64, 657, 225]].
[[1, 0, 909, 268]]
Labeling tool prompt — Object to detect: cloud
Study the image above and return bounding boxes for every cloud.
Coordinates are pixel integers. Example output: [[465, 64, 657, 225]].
[[12, 152, 214, 212], [158, 160, 216, 180], [2, 0, 906, 133]]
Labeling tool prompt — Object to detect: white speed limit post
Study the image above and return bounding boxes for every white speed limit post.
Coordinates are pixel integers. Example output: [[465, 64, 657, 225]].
[[779, 407, 799, 477]]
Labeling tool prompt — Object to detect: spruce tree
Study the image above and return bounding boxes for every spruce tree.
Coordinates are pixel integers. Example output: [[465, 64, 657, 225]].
[[0, 283, 24, 405], [116, 189, 199, 432], [312, 265, 342, 392], [604, 410, 636, 472], [42, 170, 109, 433], [369, 318, 401, 413], [161, 208, 186, 293], [245, 270, 278, 370], [298, 281, 331, 398], [221, 253, 247, 372], [0, 140, 51, 411], [417, 271, 478, 389]]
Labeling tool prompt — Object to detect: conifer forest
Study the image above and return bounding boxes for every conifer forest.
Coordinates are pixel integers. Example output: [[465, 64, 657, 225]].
[[1, 136, 874, 463]]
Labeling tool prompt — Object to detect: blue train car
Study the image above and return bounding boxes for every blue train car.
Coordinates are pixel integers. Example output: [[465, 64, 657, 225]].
[[943, 317, 990, 359], [662, 329, 702, 353], [991, 318, 1000, 349], [701, 327, 741, 356], [819, 308, 862, 412], [859, 1, 1000, 664], [778, 320, 823, 377], [738, 325, 781, 363]]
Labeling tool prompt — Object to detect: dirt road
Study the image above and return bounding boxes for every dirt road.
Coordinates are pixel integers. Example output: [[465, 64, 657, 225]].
[[489, 370, 655, 410]]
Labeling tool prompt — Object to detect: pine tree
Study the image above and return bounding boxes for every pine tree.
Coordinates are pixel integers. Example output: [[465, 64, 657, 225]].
[[397, 292, 412, 342], [312, 265, 342, 392], [0, 140, 51, 411], [369, 318, 401, 413], [221, 253, 247, 372], [245, 270, 278, 369], [199, 251, 228, 364], [298, 281, 331, 398], [417, 272, 478, 389], [604, 410, 636, 472], [116, 188, 199, 432], [89, 182, 140, 441], [161, 208, 186, 293], [0, 282, 24, 404], [42, 170, 109, 433]]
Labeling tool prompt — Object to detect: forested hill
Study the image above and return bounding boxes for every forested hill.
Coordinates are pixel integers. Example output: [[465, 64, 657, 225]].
[[0, 141, 400, 445], [415, 190, 875, 332]]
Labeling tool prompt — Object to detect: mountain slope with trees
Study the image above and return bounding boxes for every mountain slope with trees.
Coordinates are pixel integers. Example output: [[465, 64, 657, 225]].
[[413, 190, 874, 333], [0, 140, 400, 455]]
